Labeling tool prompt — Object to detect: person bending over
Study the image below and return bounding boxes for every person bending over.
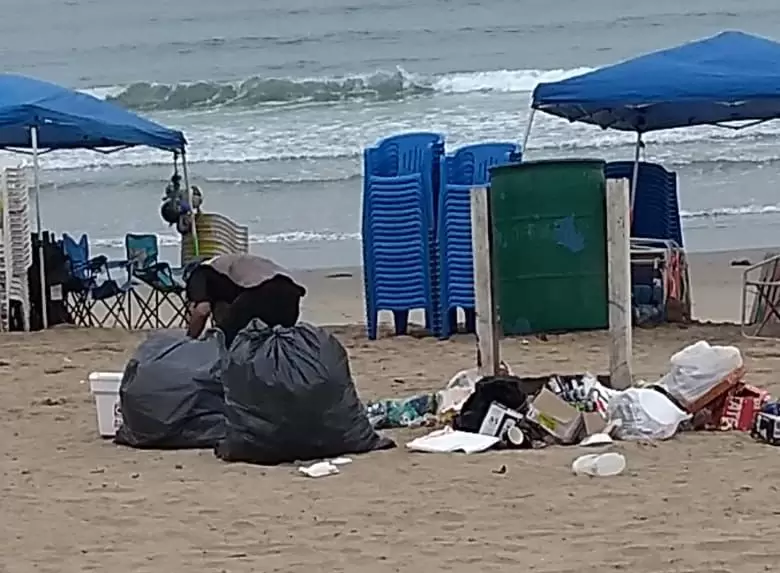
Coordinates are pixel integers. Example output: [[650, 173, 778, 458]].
[[185, 254, 306, 346]]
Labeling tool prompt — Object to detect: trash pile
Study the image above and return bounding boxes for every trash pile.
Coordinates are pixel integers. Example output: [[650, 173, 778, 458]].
[[404, 371, 624, 453], [393, 339, 779, 454], [650, 340, 780, 447]]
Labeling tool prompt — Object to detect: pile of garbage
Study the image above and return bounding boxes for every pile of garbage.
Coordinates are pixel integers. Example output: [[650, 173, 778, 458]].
[[386, 340, 780, 454], [402, 371, 623, 453]]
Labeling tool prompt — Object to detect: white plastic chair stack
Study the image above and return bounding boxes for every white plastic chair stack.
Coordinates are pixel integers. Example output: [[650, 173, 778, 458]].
[[0, 166, 32, 331]]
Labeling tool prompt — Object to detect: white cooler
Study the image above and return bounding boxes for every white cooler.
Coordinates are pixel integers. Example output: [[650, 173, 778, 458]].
[[88, 372, 123, 437]]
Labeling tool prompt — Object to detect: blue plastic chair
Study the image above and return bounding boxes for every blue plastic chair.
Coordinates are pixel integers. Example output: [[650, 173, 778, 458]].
[[362, 132, 445, 338], [362, 173, 435, 340], [438, 142, 520, 338], [125, 233, 186, 329], [364, 131, 444, 210], [605, 161, 683, 247], [61, 233, 133, 328]]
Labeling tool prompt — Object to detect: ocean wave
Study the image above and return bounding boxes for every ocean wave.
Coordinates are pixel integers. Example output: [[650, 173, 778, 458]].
[[91, 230, 361, 250], [680, 204, 780, 219], [89, 204, 780, 251], [37, 142, 780, 175], [93, 67, 592, 111]]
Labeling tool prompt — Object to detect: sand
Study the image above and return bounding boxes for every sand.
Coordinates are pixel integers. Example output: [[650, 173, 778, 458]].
[[3, 248, 780, 572]]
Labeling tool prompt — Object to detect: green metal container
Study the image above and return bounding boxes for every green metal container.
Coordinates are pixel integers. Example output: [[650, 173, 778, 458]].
[[489, 159, 608, 335]]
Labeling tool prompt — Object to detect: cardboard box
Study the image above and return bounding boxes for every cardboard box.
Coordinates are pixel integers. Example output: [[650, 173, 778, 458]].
[[582, 411, 607, 436], [752, 411, 780, 445], [527, 388, 584, 444], [659, 366, 745, 414], [717, 383, 771, 431], [478, 402, 523, 438]]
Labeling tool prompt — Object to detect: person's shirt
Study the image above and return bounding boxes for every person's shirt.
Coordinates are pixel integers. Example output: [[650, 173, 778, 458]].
[[185, 263, 245, 328], [186, 264, 244, 306]]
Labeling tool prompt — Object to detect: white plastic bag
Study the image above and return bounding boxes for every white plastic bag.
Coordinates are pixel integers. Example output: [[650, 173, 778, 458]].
[[607, 388, 691, 441], [436, 362, 514, 416], [657, 340, 743, 405]]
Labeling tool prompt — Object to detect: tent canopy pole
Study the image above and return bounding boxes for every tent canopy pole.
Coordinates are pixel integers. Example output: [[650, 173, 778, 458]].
[[30, 126, 48, 329], [521, 108, 537, 157], [181, 149, 198, 258], [629, 132, 643, 214]]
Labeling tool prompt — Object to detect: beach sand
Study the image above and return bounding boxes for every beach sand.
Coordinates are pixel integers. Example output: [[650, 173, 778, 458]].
[[3, 248, 780, 572]]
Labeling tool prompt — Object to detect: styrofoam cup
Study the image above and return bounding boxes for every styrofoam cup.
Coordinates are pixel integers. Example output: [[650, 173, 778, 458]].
[[571, 454, 600, 475], [572, 452, 626, 477], [506, 425, 525, 446], [88, 372, 123, 438]]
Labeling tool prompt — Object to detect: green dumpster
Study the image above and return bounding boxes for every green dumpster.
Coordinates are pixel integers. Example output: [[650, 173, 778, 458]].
[[489, 159, 608, 335]]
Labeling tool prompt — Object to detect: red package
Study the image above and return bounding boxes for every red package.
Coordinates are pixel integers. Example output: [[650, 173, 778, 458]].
[[717, 383, 771, 432]]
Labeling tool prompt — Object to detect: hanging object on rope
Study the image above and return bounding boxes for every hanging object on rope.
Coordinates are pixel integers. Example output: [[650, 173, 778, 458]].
[[160, 154, 203, 235]]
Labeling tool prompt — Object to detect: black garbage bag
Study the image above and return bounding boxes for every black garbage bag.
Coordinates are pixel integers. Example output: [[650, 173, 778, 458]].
[[215, 320, 395, 465], [114, 329, 227, 449], [453, 375, 545, 433]]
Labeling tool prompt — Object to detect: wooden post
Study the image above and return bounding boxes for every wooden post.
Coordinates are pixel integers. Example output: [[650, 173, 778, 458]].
[[471, 186, 500, 376], [606, 178, 633, 390]]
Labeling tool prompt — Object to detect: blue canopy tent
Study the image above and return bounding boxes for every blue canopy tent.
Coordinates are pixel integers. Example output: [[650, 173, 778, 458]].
[[0, 73, 192, 328], [524, 30, 780, 208]]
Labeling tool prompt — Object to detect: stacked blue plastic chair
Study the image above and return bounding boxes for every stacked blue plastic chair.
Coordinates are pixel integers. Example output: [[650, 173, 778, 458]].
[[605, 161, 683, 247], [438, 142, 520, 339], [362, 132, 444, 339]]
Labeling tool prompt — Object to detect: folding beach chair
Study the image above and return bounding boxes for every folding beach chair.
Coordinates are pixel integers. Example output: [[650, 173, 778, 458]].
[[125, 233, 187, 329], [742, 252, 780, 339], [61, 233, 133, 328]]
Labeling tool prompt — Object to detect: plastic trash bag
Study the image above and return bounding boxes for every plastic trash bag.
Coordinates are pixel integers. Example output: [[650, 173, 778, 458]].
[[114, 330, 227, 449], [607, 387, 690, 441], [215, 320, 395, 465], [657, 340, 743, 405], [437, 362, 514, 419], [453, 375, 533, 433]]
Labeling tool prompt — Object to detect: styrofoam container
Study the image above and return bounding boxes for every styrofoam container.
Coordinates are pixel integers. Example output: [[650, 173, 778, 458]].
[[572, 452, 626, 477], [88, 372, 123, 438]]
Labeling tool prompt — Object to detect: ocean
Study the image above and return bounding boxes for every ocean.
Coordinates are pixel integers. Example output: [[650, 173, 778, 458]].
[[4, 0, 780, 269]]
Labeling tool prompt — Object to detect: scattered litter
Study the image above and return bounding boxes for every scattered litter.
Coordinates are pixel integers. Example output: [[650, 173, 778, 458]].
[[655, 340, 744, 411], [406, 427, 500, 454], [366, 393, 437, 429], [608, 387, 690, 441], [579, 433, 613, 447], [330, 457, 352, 466], [478, 402, 524, 439], [505, 425, 526, 447], [299, 461, 340, 478], [527, 388, 584, 444], [753, 401, 780, 445], [572, 452, 626, 477], [694, 382, 770, 431]]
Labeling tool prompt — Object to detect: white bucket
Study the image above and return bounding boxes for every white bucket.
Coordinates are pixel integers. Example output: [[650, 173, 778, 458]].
[[88, 372, 123, 438]]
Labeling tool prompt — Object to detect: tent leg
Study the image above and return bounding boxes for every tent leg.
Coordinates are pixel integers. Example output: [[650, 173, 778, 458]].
[[31, 127, 48, 330], [629, 132, 642, 213], [520, 108, 536, 158], [181, 150, 198, 258]]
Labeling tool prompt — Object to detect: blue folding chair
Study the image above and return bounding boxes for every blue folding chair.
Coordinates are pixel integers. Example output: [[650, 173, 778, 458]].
[[61, 233, 133, 328], [438, 142, 519, 338], [125, 233, 187, 329]]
